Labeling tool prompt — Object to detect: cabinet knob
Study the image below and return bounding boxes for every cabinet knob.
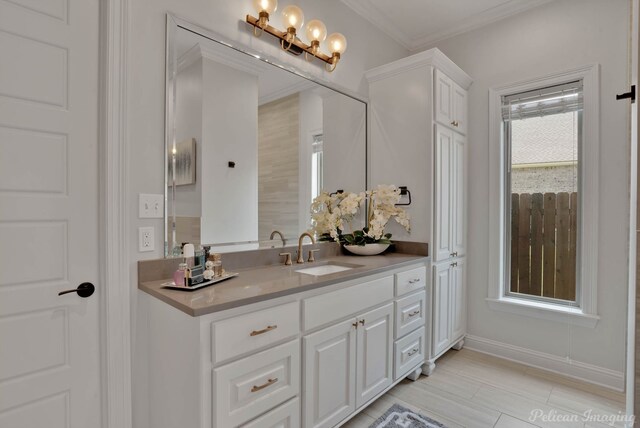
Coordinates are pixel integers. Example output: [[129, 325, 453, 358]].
[[352, 322, 358, 329], [359, 319, 365, 326]]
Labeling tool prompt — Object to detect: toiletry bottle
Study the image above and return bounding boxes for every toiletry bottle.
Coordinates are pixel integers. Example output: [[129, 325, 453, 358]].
[[173, 263, 188, 287], [195, 246, 205, 267], [212, 253, 223, 277], [183, 243, 195, 267]]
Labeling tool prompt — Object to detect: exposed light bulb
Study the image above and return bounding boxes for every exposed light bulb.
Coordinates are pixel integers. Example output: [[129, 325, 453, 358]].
[[327, 32, 347, 54], [281, 5, 304, 31], [252, 0, 277, 14], [305, 19, 327, 43]]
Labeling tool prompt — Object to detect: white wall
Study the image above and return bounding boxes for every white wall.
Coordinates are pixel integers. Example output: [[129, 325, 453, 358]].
[[200, 58, 259, 244], [322, 92, 367, 195], [128, 2, 409, 427], [172, 58, 202, 218], [422, 0, 629, 374], [298, 90, 324, 234]]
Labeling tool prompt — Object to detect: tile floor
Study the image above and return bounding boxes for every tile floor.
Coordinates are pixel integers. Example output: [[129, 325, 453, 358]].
[[342, 349, 626, 428]]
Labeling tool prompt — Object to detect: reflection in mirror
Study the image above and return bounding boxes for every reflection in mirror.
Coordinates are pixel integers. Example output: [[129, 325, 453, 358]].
[[165, 18, 367, 256]]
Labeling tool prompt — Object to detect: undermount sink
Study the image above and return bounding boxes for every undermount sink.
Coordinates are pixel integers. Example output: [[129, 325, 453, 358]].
[[296, 262, 363, 276]]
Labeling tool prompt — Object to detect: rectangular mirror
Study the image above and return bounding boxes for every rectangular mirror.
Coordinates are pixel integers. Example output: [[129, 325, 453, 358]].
[[165, 15, 368, 256]]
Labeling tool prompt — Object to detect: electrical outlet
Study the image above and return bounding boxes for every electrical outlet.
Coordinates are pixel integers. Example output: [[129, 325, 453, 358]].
[[139, 227, 155, 252], [139, 193, 164, 218]]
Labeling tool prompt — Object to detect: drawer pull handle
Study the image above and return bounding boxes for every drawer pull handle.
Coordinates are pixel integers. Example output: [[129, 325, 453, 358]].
[[250, 325, 278, 336], [408, 278, 421, 284], [251, 377, 278, 392], [407, 348, 419, 357], [408, 310, 421, 318]]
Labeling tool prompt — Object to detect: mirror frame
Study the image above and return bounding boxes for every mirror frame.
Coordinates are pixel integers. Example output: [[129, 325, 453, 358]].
[[164, 14, 369, 256]]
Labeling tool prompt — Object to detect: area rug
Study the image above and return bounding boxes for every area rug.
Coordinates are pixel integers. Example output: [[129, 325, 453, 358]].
[[368, 404, 447, 428]]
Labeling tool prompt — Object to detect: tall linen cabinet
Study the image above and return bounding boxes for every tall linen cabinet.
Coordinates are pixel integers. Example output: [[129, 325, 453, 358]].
[[366, 49, 472, 374]]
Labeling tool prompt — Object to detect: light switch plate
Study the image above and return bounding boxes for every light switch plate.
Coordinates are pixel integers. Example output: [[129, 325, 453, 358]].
[[139, 193, 164, 218], [139, 227, 155, 252]]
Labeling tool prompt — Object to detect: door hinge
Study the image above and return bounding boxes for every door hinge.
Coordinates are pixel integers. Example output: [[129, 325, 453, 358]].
[[616, 85, 636, 103]]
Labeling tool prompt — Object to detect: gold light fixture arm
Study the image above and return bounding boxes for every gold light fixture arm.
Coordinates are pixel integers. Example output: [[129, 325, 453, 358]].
[[245, 14, 340, 70], [325, 53, 340, 73]]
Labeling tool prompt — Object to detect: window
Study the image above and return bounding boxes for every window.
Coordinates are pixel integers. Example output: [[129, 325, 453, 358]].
[[487, 65, 600, 327], [503, 81, 582, 306], [311, 133, 323, 201]]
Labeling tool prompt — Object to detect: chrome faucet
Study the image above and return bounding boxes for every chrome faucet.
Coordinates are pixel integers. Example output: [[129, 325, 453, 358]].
[[296, 232, 316, 264], [269, 230, 286, 247]]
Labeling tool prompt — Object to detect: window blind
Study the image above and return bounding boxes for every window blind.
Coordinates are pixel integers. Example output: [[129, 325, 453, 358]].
[[502, 80, 583, 121]]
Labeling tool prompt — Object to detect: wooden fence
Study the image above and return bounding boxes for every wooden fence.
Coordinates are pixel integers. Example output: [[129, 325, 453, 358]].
[[510, 192, 577, 301]]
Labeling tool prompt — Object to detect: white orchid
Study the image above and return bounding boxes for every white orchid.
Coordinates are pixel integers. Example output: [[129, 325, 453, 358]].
[[309, 185, 410, 246]]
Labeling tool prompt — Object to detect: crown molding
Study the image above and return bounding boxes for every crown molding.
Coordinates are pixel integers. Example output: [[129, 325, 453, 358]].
[[365, 47, 473, 89], [340, 0, 414, 50], [259, 79, 316, 105], [341, 0, 554, 52], [409, 0, 554, 51], [178, 42, 271, 77]]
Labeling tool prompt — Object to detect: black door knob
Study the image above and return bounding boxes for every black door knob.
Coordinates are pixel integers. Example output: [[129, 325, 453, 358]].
[[58, 282, 95, 298]]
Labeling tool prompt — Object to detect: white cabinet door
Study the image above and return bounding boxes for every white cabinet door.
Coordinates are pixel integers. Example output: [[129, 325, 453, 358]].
[[356, 304, 393, 408], [451, 132, 466, 258], [435, 69, 454, 127], [434, 125, 453, 262], [450, 259, 466, 342], [303, 319, 357, 428], [432, 263, 451, 357], [453, 84, 468, 135]]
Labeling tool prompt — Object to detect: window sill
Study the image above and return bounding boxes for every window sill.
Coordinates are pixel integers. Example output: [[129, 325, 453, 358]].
[[486, 297, 599, 328]]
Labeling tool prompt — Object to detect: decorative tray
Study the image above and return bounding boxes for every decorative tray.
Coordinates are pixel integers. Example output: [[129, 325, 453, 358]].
[[162, 272, 238, 291]]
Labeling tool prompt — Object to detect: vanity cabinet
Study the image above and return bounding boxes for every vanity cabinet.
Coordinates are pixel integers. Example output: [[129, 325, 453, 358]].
[[144, 262, 428, 428], [435, 69, 468, 135], [366, 48, 471, 375], [303, 303, 393, 428], [434, 124, 466, 263], [432, 258, 466, 357]]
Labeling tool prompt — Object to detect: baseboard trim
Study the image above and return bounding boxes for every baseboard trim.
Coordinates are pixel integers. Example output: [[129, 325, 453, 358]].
[[464, 335, 624, 392]]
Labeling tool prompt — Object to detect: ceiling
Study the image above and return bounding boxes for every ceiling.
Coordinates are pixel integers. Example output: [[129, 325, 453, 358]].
[[341, 0, 554, 51]]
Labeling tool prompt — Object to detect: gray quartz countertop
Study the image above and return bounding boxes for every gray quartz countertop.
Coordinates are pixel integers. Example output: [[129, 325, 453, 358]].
[[139, 253, 429, 316]]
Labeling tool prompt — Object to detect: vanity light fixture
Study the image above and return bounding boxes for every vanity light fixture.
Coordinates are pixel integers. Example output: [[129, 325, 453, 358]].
[[246, 2, 347, 72]]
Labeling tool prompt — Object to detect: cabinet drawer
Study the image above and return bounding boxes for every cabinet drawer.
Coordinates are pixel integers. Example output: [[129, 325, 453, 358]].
[[395, 291, 426, 339], [241, 397, 300, 428], [213, 340, 300, 428], [212, 301, 299, 364], [395, 266, 426, 296], [394, 327, 425, 380], [303, 276, 393, 331]]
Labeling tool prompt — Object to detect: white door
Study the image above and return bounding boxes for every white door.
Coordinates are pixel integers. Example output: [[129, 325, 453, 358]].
[[450, 259, 466, 342], [303, 318, 357, 428], [0, 1, 101, 427], [434, 69, 453, 127], [432, 263, 451, 356], [451, 132, 466, 257], [453, 84, 468, 135], [355, 303, 393, 408], [434, 125, 453, 262]]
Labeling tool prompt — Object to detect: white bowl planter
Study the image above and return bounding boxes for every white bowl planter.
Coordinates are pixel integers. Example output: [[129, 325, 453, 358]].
[[343, 243, 390, 256]]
